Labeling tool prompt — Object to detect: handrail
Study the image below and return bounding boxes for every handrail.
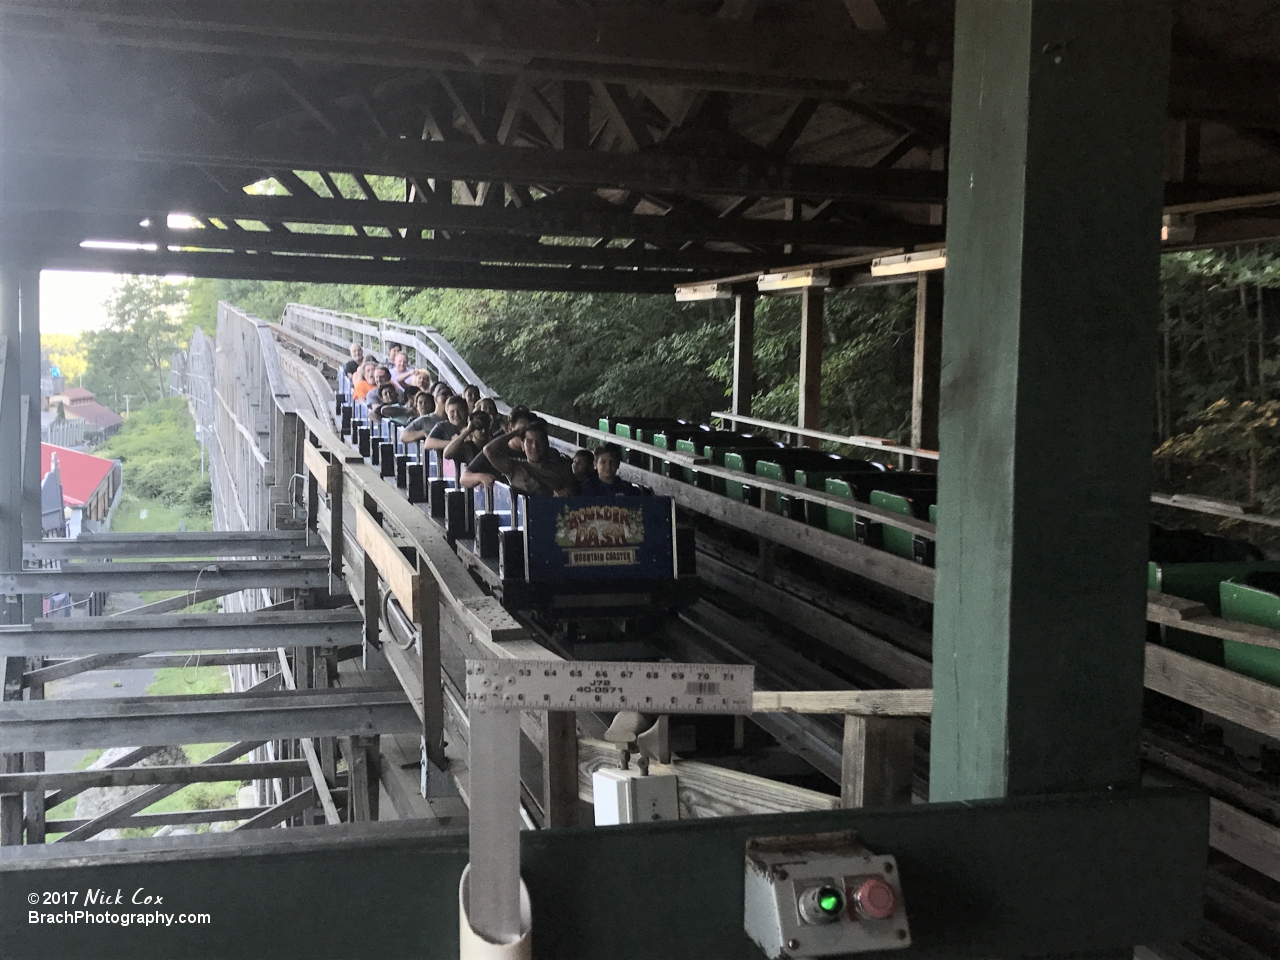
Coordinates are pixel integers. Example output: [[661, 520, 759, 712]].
[[1150, 492, 1280, 529], [535, 410, 935, 537], [714, 412, 1280, 530], [269, 321, 349, 369], [711, 411, 938, 461], [280, 303, 498, 399]]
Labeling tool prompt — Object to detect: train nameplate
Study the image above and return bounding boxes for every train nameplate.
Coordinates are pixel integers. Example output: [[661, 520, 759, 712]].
[[464, 659, 754, 714]]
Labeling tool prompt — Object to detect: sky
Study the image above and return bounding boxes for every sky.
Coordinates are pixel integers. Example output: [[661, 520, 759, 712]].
[[40, 270, 122, 336]]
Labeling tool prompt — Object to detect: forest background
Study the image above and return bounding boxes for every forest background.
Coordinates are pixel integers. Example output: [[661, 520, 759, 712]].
[[47, 244, 1280, 531]]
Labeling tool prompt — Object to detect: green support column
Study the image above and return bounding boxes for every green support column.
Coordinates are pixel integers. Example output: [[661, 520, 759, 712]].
[[931, 1, 1172, 802]]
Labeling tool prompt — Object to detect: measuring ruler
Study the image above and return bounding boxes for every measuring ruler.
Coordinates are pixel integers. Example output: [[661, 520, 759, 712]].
[[465, 659, 754, 714]]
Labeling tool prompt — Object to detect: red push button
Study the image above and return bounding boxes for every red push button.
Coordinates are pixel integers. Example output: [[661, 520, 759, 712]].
[[852, 877, 896, 920]]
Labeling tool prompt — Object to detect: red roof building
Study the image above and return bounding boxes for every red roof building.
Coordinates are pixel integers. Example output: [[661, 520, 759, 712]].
[[41, 443, 121, 521]]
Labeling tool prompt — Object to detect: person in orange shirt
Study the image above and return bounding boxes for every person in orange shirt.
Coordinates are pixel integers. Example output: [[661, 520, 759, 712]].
[[352, 360, 380, 402]]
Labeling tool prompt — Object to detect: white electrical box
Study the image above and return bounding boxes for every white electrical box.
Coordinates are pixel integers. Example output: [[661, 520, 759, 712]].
[[744, 833, 910, 959], [592, 766, 680, 826]]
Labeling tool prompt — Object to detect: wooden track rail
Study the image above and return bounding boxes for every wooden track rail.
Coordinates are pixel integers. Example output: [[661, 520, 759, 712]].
[[270, 313, 1278, 892]]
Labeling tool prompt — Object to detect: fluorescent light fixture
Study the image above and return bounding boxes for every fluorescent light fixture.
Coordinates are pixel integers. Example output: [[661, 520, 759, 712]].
[[675, 282, 735, 301], [756, 269, 830, 292], [167, 213, 203, 230], [79, 240, 158, 252], [870, 249, 947, 276]]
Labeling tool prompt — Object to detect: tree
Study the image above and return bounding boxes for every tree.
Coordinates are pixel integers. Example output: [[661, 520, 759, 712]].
[[41, 332, 87, 385], [83, 277, 189, 408]]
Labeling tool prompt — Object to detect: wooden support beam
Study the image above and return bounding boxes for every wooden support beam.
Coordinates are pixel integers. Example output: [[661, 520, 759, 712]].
[[54, 742, 264, 843], [1, 657, 22, 846], [0, 558, 331, 595], [731, 293, 755, 418], [844, 0, 889, 31], [0, 688, 419, 753], [840, 715, 916, 808], [0, 609, 364, 657], [40, 247, 694, 295], [417, 560, 446, 770], [344, 735, 380, 822], [1143, 642, 1280, 740], [22, 530, 317, 561], [932, 1, 1172, 801], [769, 99, 820, 157], [28, 652, 282, 684], [18, 274, 42, 852], [237, 786, 318, 831], [1, 270, 23, 845], [45, 806, 274, 833], [592, 82, 655, 151], [356, 505, 420, 622], [798, 287, 823, 447], [0, 760, 312, 793], [753, 689, 932, 716], [1209, 798, 1280, 883], [911, 271, 943, 469], [40, 746, 162, 812], [542, 711, 579, 828], [16, 166, 941, 250], [273, 643, 342, 826], [562, 81, 590, 151]]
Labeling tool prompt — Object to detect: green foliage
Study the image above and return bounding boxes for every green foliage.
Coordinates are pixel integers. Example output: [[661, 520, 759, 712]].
[[1157, 399, 1280, 505], [82, 276, 189, 408], [42, 332, 88, 385], [194, 279, 916, 440], [95, 398, 211, 517]]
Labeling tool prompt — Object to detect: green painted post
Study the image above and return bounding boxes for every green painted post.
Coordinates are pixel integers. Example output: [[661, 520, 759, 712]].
[[931, 1, 1172, 801]]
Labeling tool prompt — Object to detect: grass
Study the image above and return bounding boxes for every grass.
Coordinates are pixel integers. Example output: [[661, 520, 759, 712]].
[[146, 663, 231, 698], [110, 494, 212, 534], [110, 490, 217, 613]]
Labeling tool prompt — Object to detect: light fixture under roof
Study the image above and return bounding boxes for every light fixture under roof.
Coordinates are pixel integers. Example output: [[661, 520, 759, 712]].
[[675, 281, 735, 301], [80, 240, 158, 252], [870, 249, 947, 277], [756, 269, 830, 292]]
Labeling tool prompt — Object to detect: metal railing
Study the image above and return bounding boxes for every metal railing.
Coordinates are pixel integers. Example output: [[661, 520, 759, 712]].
[[711, 411, 938, 464], [280, 303, 502, 403]]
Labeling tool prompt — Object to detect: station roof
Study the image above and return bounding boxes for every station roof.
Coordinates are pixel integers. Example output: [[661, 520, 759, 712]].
[[40, 443, 116, 508], [3, 1, 1280, 293]]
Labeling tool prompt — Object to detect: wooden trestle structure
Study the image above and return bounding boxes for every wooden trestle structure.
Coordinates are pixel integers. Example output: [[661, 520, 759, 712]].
[[3, 2, 1280, 958]]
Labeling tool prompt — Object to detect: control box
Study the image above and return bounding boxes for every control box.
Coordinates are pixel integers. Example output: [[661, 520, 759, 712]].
[[592, 766, 680, 826], [744, 833, 910, 959]]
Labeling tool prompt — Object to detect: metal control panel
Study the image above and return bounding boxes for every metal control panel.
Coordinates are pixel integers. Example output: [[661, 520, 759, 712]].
[[464, 659, 754, 714], [744, 833, 910, 959]]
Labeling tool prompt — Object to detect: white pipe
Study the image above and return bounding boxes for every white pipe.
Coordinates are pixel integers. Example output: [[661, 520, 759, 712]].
[[458, 865, 531, 960]]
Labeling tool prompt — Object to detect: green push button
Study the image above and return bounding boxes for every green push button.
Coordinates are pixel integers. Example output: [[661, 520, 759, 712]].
[[817, 888, 843, 915], [798, 883, 846, 924]]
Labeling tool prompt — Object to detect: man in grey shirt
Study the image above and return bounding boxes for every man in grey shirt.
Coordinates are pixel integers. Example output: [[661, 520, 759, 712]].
[[481, 419, 577, 497]]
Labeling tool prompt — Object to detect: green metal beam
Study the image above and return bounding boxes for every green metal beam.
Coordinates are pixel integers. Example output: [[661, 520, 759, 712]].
[[0, 789, 1205, 959], [931, 1, 1172, 800]]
